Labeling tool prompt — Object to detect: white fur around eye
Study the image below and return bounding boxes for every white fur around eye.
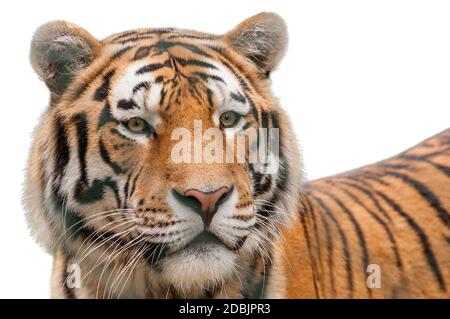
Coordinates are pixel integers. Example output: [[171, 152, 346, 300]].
[[110, 62, 149, 113], [222, 101, 250, 115]]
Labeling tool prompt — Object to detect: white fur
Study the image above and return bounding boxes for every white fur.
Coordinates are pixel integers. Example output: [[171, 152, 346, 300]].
[[159, 244, 238, 293]]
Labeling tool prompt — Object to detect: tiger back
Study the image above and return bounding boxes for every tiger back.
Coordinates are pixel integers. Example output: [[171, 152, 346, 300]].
[[280, 129, 450, 298]]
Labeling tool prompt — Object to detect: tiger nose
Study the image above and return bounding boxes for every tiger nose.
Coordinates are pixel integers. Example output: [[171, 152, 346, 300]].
[[178, 186, 232, 226]]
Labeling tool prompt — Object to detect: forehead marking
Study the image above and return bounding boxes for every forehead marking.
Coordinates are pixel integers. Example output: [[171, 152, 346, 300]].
[[109, 61, 164, 126], [110, 61, 149, 110], [109, 50, 249, 124], [136, 59, 172, 74]]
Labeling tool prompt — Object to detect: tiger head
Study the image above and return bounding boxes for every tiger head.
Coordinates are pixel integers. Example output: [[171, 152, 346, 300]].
[[24, 12, 303, 296]]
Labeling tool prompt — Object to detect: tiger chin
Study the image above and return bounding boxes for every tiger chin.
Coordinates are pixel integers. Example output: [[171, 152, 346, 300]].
[[23, 12, 450, 299]]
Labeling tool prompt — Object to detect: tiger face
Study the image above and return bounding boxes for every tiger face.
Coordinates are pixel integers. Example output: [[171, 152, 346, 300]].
[[24, 12, 302, 297]]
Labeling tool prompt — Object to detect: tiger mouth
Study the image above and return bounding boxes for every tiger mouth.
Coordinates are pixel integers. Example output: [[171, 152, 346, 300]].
[[184, 230, 225, 250]]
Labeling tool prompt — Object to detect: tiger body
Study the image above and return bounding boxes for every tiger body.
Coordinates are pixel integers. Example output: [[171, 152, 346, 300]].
[[23, 13, 450, 298], [281, 130, 450, 298]]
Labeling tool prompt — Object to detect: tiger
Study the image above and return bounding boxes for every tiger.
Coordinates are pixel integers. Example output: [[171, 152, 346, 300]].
[[23, 12, 450, 299]]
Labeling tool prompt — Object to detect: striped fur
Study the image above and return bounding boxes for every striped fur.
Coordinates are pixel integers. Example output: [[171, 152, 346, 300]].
[[23, 13, 449, 298], [279, 130, 450, 298]]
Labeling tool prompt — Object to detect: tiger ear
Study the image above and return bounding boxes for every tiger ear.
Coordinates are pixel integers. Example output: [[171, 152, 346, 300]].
[[224, 12, 288, 76], [30, 20, 101, 97]]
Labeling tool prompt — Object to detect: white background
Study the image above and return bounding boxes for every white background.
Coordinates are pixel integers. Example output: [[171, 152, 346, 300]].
[[0, 0, 449, 298]]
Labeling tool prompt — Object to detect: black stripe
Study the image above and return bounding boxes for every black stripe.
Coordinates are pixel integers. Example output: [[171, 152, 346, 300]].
[[233, 235, 248, 251], [159, 87, 167, 108], [315, 188, 372, 297], [360, 171, 390, 186], [401, 154, 450, 178], [72, 113, 121, 207], [261, 111, 269, 129], [74, 176, 120, 206], [73, 61, 112, 101], [247, 254, 266, 299], [94, 69, 115, 102], [54, 114, 70, 178], [271, 112, 289, 192], [435, 130, 450, 145], [130, 166, 144, 197], [305, 196, 335, 297], [118, 35, 154, 44], [246, 94, 259, 123], [147, 29, 175, 35], [253, 175, 272, 196], [339, 176, 392, 222], [257, 191, 280, 220], [343, 174, 374, 188], [377, 163, 417, 170], [383, 170, 450, 228], [221, 59, 251, 92], [190, 72, 224, 84], [252, 171, 263, 189], [155, 41, 212, 58], [242, 122, 252, 131], [174, 87, 181, 105], [276, 162, 289, 193], [133, 46, 151, 60], [303, 196, 325, 297], [333, 181, 404, 270], [122, 172, 133, 209], [111, 31, 139, 42], [73, 113, 89, 183], [143, 243, 168, 267], [109, 179, 122, 208], [175, 57, 217, 70], [97, 103, 118, 129], [206, 88, 214, 109], [166, 33, 216, 41], [136, 59, 172, 74], [133, 81, 150, 94], [112, 46, 133, 60], [211, 48, 256, 93], [99, 139, 124, 174], [270, 112, 280, 129], [375, 190, 447, 292], [422, 146, 450, 159], [166, 89, 177, 110], [299, 202, 320, 298], [308, 192, 354, 298], [230, 92, 246, 104], [117, 99, 138, 110], [258, 112, 270, 169], [70, 213, 166, 270]]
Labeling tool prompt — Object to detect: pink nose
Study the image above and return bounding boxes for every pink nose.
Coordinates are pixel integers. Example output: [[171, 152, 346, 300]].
[[184, 186, 231, 225]]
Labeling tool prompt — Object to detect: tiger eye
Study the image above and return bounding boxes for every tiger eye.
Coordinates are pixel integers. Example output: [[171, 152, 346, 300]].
[[219, 111, 240, 128], [126, 117, 146, 133]]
